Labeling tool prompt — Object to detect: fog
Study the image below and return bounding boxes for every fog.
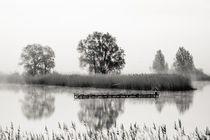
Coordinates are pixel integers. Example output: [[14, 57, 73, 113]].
[[0, 0, 209, 74]]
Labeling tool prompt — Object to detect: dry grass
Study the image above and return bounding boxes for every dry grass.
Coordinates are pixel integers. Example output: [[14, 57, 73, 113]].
[[23, 73, 193, 91], [0, 73, 193, 91], [0, 121, 209, 140]]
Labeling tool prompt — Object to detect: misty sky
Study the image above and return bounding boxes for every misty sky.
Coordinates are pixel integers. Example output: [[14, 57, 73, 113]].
[[0, 0, 210, 74]]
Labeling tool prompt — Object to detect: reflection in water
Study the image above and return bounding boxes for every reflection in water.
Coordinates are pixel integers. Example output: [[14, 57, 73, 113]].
[[155, 91, 194, 114], [129, 91, 194, 114], [0, 82, 210, 133], [21, 86, 55, 120], [78, 99, 124, 131], [78, 91, 194, 131]]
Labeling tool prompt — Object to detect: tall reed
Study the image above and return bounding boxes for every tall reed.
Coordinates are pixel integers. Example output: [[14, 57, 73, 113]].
[[0, 121, 209, 140], [24, 73, 193, 91], [0, 73, 193, 91]]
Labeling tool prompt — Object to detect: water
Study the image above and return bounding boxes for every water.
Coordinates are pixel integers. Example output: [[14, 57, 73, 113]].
[[0, 82, 210, 133]]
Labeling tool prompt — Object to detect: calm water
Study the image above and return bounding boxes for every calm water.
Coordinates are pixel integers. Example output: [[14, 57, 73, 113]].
[[0, 82, 210, 133]]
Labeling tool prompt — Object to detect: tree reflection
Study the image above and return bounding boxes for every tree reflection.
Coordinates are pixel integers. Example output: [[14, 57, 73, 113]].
[[78, 99, 124, 131], [154, 91, 194, 114], [175, 92, 193, 114], [21, 86, 55, 120], [128, 91, 194, 114]]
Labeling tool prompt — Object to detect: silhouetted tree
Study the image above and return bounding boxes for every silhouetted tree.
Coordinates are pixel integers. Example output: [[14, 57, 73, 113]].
[[77, 32, 125, 74], [152, 50, 168, 73], [20, 44, 55, 76], [173, 47, 195, 74]]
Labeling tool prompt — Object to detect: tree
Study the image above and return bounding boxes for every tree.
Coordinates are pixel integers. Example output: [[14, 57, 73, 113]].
[[20, 44, 55, 76], [77, 32, 125, 74], [39, 46, 55, 74], [173, 47, 195, 74], [152, 50, 168, 73]]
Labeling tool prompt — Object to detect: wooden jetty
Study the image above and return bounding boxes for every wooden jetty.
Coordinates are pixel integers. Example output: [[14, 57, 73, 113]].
[[74, 92, 159, 99]]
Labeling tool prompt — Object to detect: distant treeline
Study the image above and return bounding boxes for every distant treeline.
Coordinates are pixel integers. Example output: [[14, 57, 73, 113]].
[[151, 47, 210, 80], [0, 31, 209, 91], [16, 32, 209, 80], [0, 73, 193, 91]]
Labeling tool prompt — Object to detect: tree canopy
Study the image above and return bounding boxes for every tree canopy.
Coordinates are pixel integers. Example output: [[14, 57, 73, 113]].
[[20, 44, 55, 76], [77, 32, 125, 74], [152, 50, 168, 73], [173, 47, 195, 74]]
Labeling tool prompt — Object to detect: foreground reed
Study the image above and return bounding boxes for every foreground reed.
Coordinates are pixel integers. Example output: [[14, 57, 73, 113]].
[[0, 121, 209, 140]]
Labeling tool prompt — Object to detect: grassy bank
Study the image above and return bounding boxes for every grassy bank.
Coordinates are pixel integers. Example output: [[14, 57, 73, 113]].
[[0, 73, 193, 91], [24, 73, 193, 91], [0, 121, 209, 140], [196, 74, 210, 81]]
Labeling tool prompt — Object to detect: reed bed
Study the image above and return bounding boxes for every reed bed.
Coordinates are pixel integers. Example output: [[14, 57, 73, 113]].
[[23, 73, 193, 91], [0, 73, 25, 84], [0, 121, 209, 140], [0, 73, 193, 91]]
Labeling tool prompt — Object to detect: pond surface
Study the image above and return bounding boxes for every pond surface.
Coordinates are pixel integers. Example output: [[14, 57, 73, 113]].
[[0, 82, 210, 133]]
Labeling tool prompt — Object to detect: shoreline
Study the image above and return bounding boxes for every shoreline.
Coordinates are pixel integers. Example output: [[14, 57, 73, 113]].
[[1, 73, 194, 91]]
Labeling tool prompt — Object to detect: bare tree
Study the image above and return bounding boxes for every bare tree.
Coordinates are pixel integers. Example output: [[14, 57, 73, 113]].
[[77, 32, 125, 74]]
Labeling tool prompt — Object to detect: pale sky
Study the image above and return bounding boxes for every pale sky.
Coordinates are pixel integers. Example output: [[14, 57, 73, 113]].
[[0, 0, 210, 74]]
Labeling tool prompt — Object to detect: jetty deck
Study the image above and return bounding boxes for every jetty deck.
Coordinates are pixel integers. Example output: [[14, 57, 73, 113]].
[[74, 93, 159, 99]]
